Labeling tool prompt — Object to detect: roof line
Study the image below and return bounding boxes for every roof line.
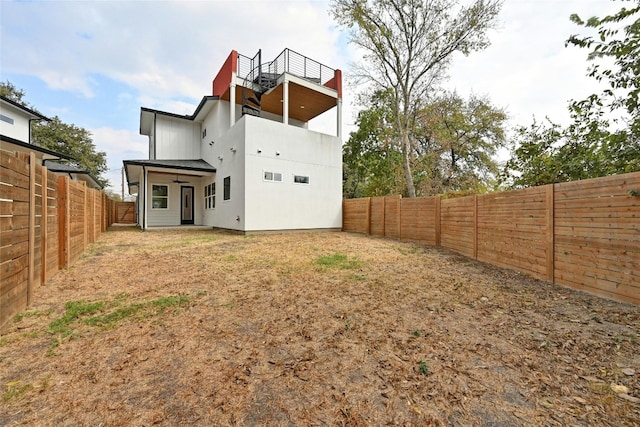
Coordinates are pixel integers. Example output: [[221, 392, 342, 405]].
[[123, 159, 216, 173], [0, 95, 51, 121], [0, 134, 75, 160], [141, 95, 219, 122]]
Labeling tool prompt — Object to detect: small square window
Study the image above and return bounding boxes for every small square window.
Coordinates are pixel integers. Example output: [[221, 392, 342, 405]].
[[263, 170, 283, 182], [294, 175, 310, 184]]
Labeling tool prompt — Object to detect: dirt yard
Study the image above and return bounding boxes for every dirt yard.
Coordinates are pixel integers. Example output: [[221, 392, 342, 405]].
[[1, 228, 639, 426]]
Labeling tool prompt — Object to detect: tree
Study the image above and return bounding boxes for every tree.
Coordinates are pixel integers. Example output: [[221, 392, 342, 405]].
[[331, 0, 503, 197], [343, 91, 507, 197], [414, 92, 507, 194], [0, 81, 109, 187], [343, 90, 405, 198], [567, 2, 640, 122], [0, 80, 28, 106], [502, 2, 640, 188], [32, 118, 108, 187]]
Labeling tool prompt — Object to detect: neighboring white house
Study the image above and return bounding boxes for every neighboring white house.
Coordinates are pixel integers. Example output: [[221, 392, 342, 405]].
[[124, 48, 343, 232], [0, 95, 103, 189]]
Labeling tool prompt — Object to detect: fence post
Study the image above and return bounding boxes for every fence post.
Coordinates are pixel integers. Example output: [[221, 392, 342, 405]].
[[27, 153, 36, 306], [473, 195, 478, 260], [435, 195, 441, 247], [58, 176, 69, 269], [41, 166, 48, 285], [83, 182, 88, 250], [366, 197, 371, 235], [546, 184, 555, 282]]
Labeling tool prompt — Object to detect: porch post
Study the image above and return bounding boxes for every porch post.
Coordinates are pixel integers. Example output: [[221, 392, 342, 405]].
[[283, 80, 289, 125], [142, 166, 148, 230], [337, 98, 343, 140], [230, 83, 236, 127]]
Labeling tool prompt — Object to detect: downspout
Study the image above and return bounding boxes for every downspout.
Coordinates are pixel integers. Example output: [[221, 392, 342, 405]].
[[153, 113, 157, 160], [142, 165, 147, 230]]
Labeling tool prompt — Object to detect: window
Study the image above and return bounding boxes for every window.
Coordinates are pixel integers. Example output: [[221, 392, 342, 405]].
[[151, 185, 168, 209], [293, 175, 310, 184], [223, 176, 231, 201], [204, 182, 216, 209], [0, 114, 14, 125], [263, 171, 282, 182]]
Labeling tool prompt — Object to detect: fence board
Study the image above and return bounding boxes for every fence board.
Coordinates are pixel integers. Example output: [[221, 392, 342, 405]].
[[400, 197, 437, 244], [342, 198, 370, 234], [343, 171, 640, 305], [1, 150, 115, 333], [370, 197, 385, 236], [441, 197, 475, 258]]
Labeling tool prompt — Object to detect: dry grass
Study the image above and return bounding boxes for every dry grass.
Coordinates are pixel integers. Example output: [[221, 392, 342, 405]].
[[1, 227, 639, 426]]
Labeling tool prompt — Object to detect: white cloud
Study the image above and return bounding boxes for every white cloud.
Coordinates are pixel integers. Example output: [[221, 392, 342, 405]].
[[1, 0, 627, 176], [91, 126, 147, 193]]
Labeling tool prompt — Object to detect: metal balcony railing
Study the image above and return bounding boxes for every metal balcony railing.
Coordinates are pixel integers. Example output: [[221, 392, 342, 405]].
[[237, 48, 336, 89]]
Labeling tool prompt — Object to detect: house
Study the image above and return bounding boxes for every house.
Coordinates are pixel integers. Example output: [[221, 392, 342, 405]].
[[123, 48, 343, 232], [0, 95, 103, 189]]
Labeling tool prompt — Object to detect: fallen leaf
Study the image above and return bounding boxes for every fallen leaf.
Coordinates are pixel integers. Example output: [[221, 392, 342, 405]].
[[621, 368, 635, 376], [610, 383, 629, 394], [580, 376, 604, 383], [618, 394, 640, 404]]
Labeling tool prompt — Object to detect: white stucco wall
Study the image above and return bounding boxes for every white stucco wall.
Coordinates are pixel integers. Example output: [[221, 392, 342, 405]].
[[0, 102, 32, 142], [200, 116, 246, 231], [243, 116, 342, 231]]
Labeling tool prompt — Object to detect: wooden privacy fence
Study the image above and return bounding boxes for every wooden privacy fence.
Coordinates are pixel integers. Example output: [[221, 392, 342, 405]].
[[343, 172, 640, 305], [113, 201, 136, 224], [1, 150, 120, 333]]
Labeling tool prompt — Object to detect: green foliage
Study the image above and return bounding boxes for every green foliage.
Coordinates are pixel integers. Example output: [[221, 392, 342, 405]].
[[502, 3, 640, 188], [0, 80, 29, 106], [414, 92, 507, 195], [418, 360, 430, 375], [0, 81, 109, 187], [343, 90, 405, 197], [46, 294, 193, 354], [32, 117, 108, 187], [343, 91, 507, 197], [331, 0, 503, 197], [313, 252, 363, 270], [567, 3, 640, 118], [2, 381, 33, 402]]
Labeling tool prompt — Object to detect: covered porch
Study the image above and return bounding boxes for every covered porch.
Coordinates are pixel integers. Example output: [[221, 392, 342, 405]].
[[123, 159, 216, 230]]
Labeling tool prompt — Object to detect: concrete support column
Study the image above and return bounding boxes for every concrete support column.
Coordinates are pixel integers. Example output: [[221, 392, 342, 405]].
[[337, 98, 343, 140], [283, 80, 289, 125], [230, 83, 236, 127]]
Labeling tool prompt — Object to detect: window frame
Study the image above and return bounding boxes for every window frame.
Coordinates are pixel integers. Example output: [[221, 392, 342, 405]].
[[263, 170, 283, 182], [223, 176, 231, 201], [204, 182, 216, 209], [293, 174, 310, 185], [151, 184, 169, 209]]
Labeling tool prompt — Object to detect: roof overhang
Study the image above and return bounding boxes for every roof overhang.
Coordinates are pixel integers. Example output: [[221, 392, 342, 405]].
[[43, 160, 103, 189], [225, 72, 338, 123], [123, 159, 216, 195], [1, 134, 75, 161], [0, 96, 51, 121], [139, 96, 219, 136]]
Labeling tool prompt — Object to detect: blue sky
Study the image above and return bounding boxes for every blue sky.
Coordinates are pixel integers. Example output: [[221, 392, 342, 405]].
[[0, 0, 621, 195]]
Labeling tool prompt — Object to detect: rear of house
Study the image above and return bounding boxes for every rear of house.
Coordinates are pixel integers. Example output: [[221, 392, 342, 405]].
[[124, 48, 343, 232]]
